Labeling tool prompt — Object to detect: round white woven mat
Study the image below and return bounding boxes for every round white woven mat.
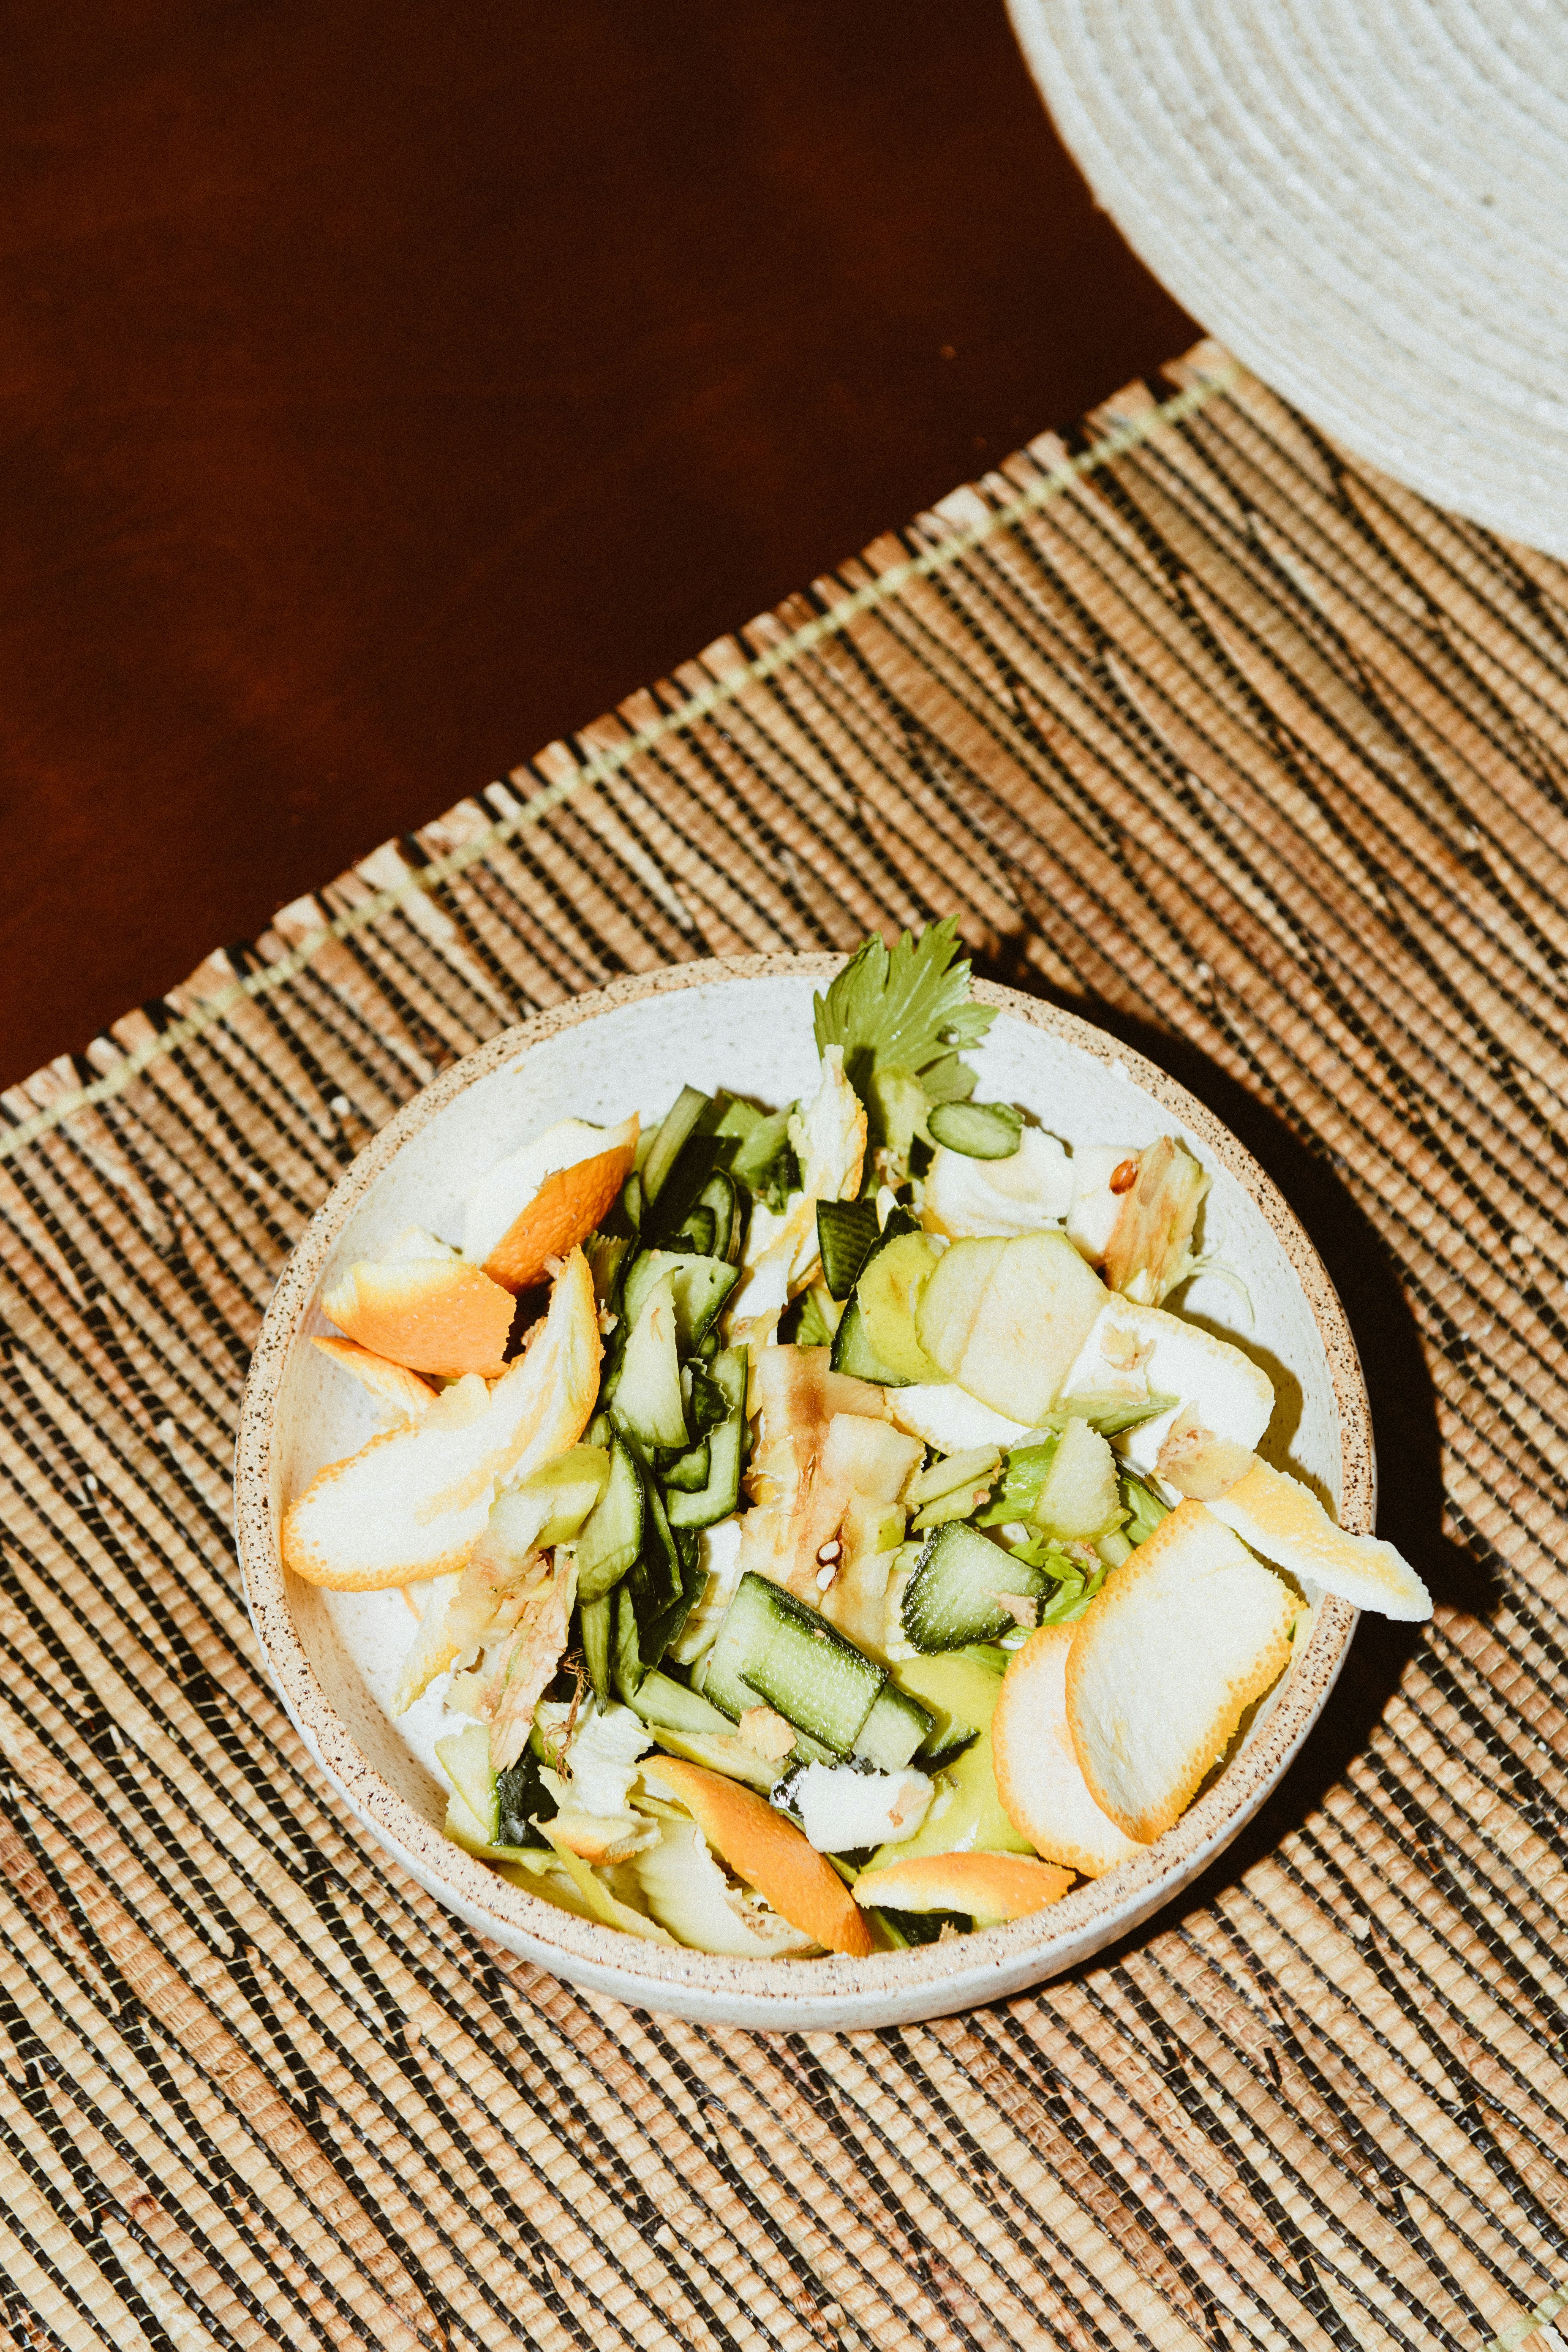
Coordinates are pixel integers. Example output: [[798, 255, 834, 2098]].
[[1007, 0, 1568, 557]]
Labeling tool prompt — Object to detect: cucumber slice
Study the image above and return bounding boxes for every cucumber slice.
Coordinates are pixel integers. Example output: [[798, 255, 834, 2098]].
[[817, 1198, 881, 1300], [829, 1296, 908, 1385], [621, 1249, 738, 1350], [611, 1584, 645, 1704], [634, 1535, 706, 1678], [641, 1086, 712, 1206], [575, 1437, 645, 1602], [926, 1100, 1023, 1158], [580, 1592, 612, 1703], [665, 1346, 747, 1529], [695, 1171, 741, 1263], [611, 1271, 688, 1451], [660, 1437, 711, 1492], [739, 1639, 885, 1759], [436, 1723, 497, 1844], [629, 1669, 734, 1736], [727, 1102, 795, 1200], [702, 1571, 887, 1753], [901, 1522, 1050, 1651], [621, 1171, 643, 1231], [586, 1230, 632, 1314], [854, 1682, 935, 1772], [493, 1748, 558, 1848], [669, 1205, 717, 1258]]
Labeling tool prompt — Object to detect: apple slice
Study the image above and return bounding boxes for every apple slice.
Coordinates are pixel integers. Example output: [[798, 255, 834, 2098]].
[[283, 1248, 601, 1589], [853, 1850, 1072, 1927], [991, 1627, 1144, 1876], [915, 1230, 1108, 1424], [321, 1256, 516, 1379], [641, 1756, 873, 1956], [464, 1113, 640, 1294], [311, 1335, 438, 1421], [1065, 1498, 1296, 1842]]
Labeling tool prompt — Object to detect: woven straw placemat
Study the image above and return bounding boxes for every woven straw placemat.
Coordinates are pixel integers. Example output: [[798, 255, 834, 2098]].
[[1, 338, 1564, 2352]]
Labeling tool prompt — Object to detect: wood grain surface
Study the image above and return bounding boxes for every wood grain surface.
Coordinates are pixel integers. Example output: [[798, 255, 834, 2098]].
[[0, 0, 1191, 1087]]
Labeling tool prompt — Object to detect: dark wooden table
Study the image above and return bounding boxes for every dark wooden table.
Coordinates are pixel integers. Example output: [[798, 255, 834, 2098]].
[[0, 1, 1191, 1086]]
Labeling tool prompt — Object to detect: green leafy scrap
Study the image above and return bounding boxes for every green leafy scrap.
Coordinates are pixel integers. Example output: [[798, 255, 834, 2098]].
[[813, 917, 994, 1097]]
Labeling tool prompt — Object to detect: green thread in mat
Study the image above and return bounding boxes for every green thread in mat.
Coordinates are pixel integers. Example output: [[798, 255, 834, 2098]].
[[0, 362, 1235, 1164], [1491, 2280, 1568, 2352]]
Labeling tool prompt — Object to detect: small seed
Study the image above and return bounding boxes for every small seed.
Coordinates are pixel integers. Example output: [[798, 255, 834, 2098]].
[[1110, 1157, 1140, 1195], [815, 1564, 837, 1591], [816, 1540, 841, 1563]]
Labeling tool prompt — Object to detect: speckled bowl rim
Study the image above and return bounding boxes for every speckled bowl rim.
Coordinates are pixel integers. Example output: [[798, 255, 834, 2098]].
[[234, 955, 1365, 2026]]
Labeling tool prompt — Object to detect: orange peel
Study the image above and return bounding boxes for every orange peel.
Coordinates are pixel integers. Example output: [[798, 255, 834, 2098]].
[[642, 1756, 873, 1957], [283, 1249, 601, 1590], [479, 1115, 639, 1294], [321, 1256, 515, 1379], [991, 1626, 1145, 1878], [854, 1850, 1072, 1925], [310, 1335, 438, 1421]]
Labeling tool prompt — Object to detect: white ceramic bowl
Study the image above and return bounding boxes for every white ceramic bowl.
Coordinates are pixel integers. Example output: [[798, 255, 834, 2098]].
[[234, 955, 1367, 2029]]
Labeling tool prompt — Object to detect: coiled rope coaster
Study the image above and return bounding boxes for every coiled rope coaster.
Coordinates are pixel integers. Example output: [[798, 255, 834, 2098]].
[[1009, 0, 1568, 557]]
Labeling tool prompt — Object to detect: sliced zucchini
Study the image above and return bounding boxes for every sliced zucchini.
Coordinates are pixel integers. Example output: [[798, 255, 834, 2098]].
[[901, 1522, 1050, 1651], [611, 1271, 688, 1451], [854, 1682, 935, 1772], [727, 1103, 796, 1203], [622, 1248, 738, 1350], [665, 1346, 747, 1529], [586, 1230, 633, 1315], [575, 1437, 645, 1602], [926, 1100, 1024, 1159], [817, 1198, 882, 1300], [702, 1570, 887, 1754], [635, 1535, 707, 1678], [640, 1085, 712, 1207]]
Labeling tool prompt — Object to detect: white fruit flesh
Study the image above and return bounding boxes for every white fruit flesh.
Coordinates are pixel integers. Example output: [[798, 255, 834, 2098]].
[[1065, 1500, 1296, 1842], [1065, 1145, 1132, 1263], [1061, 1300, 1275, 1478], [923, 1127, 1072, 1239], [885, 1384, 1034, 1452], [991, 1627, 1144, 1876], [1209, 1461, 1431, 1620]]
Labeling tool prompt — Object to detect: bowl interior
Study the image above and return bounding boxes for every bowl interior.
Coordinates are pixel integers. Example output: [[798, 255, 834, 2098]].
[[243, 962, 1361, 2027]]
